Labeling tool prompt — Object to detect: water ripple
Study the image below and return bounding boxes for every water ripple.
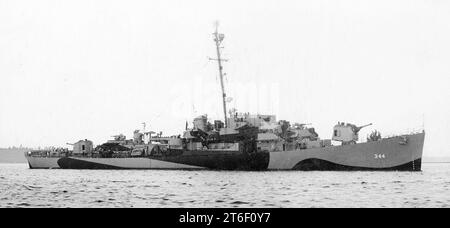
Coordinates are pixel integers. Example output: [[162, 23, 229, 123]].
[[0, 163, 450, 207]]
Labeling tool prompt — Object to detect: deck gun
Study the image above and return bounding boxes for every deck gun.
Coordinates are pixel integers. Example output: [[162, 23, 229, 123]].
[[332, 122, 372, 145]]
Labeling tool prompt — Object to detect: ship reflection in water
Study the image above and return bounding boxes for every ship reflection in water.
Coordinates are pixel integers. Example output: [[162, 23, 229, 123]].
[[1, 163, 450, 208]]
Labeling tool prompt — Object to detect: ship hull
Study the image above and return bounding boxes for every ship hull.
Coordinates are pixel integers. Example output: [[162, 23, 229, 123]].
[[57, 157, 206, 170], [57, 151, 270, 170], [268, 132, 424, 171], [25, 156, 60, 169], [26, 132, 424, 171]]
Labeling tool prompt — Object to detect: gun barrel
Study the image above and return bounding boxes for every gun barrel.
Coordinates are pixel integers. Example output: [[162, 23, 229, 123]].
[[354, 123, 372, 132], [358, 123, 372, 129]]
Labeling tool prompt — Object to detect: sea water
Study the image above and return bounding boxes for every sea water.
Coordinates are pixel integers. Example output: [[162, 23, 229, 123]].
[[1, 163, 449, 208]]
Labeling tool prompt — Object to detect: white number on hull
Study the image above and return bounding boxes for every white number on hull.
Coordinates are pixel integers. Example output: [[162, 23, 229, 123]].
[[374, 154, 386, 159]]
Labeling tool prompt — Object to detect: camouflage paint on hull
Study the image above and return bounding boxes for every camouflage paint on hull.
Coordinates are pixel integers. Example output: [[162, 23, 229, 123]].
[[268, 132, 425, 171], [57, 151, 270, 170], [25, 156, 60, 169], [57, 157, 206, 170], [27, 132, 424, 171], [291, 158, 421, 171]]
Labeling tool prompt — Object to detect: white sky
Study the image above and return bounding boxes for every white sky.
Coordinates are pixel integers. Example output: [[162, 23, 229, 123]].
[[1, 0, 449, 157]]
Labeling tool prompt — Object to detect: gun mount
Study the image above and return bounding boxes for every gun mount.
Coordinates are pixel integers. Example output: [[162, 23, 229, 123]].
[[332, 122, 373, 145], [367, 130, 382, 142]]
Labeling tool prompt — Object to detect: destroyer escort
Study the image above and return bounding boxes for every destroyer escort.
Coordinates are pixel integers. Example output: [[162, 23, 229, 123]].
[[25, 24, 425, 171]]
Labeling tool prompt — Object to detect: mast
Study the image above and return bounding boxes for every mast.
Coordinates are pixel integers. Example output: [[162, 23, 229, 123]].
[[211, 21, 228, 127]]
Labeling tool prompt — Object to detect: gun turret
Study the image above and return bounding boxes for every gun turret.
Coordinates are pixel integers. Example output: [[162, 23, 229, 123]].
[[333, 122, 373, 145]]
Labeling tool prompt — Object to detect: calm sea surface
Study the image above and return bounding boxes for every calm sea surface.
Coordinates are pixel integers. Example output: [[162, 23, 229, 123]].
[[1, 163, 450, 208]]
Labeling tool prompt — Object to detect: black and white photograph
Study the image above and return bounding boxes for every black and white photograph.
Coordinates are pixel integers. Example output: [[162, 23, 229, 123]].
[[1, 0, 449, 212]]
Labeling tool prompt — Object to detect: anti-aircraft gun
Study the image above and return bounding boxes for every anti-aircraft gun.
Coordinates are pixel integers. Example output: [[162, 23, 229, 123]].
[[367, 130, 382, 142], [291, 123, 319, 141], [332, 122, 372, 145]]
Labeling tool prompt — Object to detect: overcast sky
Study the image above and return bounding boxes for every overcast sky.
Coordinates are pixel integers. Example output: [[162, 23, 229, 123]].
[[1, 0, 449, 157]]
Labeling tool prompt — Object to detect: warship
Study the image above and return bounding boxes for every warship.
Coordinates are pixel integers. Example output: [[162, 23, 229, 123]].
[[25, 24, 425, 171]]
